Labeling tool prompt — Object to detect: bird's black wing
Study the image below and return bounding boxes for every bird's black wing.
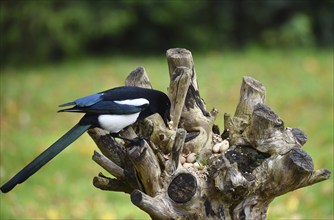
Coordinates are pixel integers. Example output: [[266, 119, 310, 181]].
[[59, 92, 103, 107], [59, 100, 149, 115], [58, 87, 150, 115]]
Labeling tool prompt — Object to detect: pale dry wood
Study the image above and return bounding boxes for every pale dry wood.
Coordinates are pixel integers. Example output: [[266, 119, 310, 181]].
[[166, 128, 186, 175], [134, 114, 176, 154], [131, 190, 184, 220], [166, 48, 194, 78], [168, 67, 192, 129], [166, 48, 216, 158], [234, 76, 266, 118], [225, 76, 266, 146], [93, 174, 132, 193], [92, 150, 125, 179], [88, 128, 124, 166], [246, 103, 307, 154], [125, 66, 152, 89], [127, 140, 161, 197], [89, 48, 330, 220]]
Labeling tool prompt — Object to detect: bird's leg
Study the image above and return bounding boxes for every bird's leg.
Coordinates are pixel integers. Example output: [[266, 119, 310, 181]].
[[110, 133, 146, 146], [119, 136, 142, 145], [122, 136, 147, 147]]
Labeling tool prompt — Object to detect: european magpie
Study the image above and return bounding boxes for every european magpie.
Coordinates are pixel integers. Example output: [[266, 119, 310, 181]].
[[1, 86, 171, 193]]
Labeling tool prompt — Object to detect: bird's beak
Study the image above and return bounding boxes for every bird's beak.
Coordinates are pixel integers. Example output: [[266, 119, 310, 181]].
[[163, 109, 171, 127]]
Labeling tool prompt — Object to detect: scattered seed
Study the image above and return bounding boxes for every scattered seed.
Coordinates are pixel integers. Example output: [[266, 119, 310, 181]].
[[193, 162, 201, 169], [179, 156, 186, 164], [212, 143, 221, 153], [219, 140, 229, 152], [186, 153, 197, 163]]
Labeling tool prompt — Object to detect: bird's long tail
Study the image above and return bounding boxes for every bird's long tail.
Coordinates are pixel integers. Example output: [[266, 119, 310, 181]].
[[0, 123, 91, 193]]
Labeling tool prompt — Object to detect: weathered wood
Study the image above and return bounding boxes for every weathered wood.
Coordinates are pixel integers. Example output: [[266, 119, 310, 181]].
[[166, 48, 194, 79], [88, 128, 124, 167], [88, 128, 141, 191], [127, 140, 161, 197], [168, 67, 192, 129], [225, 76, 266, 146], [246, 103, 308, 154], [166, 48, 216, 159], [166, 128, 186, 175], [93, 174, 132, 193], [234, 76, 266, 118], [92, 150, 125, 179], [125, 66, 152, 89], [167, 172, 197, 203], [130, 190, 182, 220], [89, 48, 330, 220], [134, 113, 176, 154]]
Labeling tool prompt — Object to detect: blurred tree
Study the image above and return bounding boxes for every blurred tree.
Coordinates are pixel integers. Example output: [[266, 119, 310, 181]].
[[0, 0, 332, 66], [261, 13, 315, 48]]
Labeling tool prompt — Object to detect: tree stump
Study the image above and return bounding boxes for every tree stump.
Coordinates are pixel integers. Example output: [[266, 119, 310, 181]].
[[88, 48, 330, 219]]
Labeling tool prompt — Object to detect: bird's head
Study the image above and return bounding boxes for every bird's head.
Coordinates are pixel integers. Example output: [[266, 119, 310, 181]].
[[159, 95, 171, 127], [145, 90, 171, 127]]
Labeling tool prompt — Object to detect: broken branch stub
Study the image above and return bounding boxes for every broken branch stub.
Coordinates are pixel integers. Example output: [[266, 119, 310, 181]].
[[89, 48, 330, 220], [166, 48, 216, 158]]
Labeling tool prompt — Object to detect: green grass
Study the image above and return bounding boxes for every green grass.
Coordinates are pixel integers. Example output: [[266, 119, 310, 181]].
[[0, 48, 333, 219]]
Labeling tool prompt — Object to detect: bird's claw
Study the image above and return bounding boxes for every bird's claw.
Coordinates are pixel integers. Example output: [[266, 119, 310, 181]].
[[114, 135, 147, 147], [127, 136, 147, 147]]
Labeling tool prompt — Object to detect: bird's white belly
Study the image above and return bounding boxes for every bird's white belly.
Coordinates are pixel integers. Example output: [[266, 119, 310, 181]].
[[98, 113, 140, 133]]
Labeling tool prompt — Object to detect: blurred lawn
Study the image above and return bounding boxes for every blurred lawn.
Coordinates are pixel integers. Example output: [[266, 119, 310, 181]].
[[0, 48, 333, 219]]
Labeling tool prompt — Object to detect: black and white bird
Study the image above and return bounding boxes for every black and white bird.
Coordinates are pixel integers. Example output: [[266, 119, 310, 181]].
[[1, 86, 171, 193]]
